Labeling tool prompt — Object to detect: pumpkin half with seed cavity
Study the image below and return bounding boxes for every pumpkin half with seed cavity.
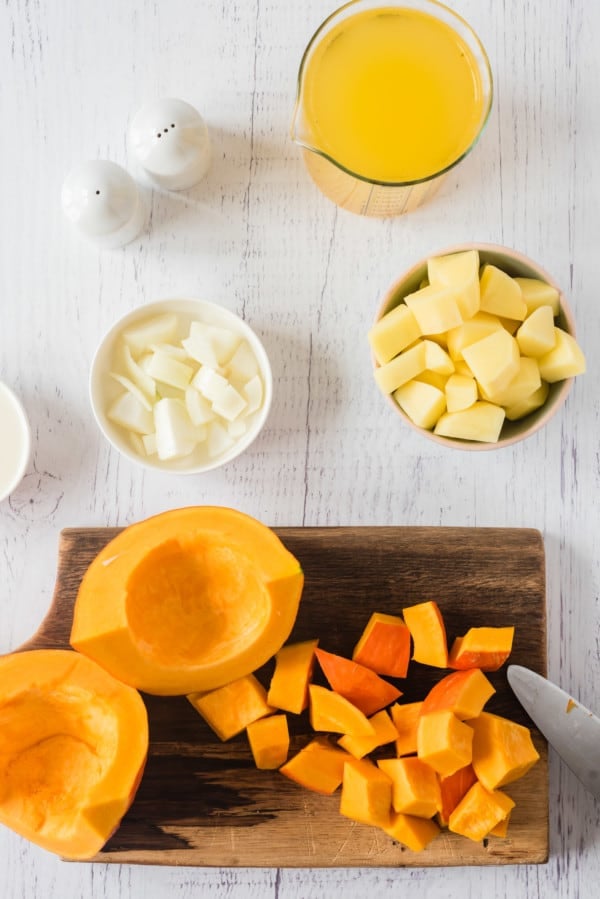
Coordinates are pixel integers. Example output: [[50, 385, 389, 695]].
[[70, 506, 304, 695], [0, 649, 148, 859]]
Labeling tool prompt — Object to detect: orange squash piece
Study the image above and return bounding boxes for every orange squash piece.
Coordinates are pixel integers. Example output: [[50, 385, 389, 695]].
[[470, 711, 540, 790], [314, 648, 402, 716], [70, 506, 304, 695], [390, 701, 423, 756], [338, 709, 398, 759], [188, 674, 273, 741], [437, 764, 477, 826], [383, 812, 440, 851], [340, 758, 392, 828], [448, 781, 515, 842], [448, 626, 515, 671], [247, 714, 290, 770], [352, 612, 411, 678], [417, 710, 473, 776], [421, 668, 495, 720], [0, 649, 148, 860], [309, 684, 375, 736], [402, 601, 448, 667], [279, 737, 349, 794], [378, 757, 441, 818], [267, 639, 318, 714], [489, 811, 511, 838]]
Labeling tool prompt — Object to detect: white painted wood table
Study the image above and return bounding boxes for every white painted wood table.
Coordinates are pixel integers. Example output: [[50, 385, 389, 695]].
[[1, 0, 599, 896]]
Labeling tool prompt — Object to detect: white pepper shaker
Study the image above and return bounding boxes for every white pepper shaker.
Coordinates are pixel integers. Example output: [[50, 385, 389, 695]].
[[128, 98, 211, 191], [61, 160, 145, 249]]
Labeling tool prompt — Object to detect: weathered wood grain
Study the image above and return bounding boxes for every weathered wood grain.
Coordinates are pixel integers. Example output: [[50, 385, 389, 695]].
[[17, 525, 548, 867]]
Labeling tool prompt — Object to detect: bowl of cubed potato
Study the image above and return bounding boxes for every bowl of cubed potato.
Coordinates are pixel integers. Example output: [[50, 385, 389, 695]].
[[90, 298, 272, 471], [370, 244, 586, 449]]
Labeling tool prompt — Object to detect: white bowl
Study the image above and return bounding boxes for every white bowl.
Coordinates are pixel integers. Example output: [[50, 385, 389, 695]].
[[90, 299, 273, 472], [373, 243, 579, 450], [0, 382, 31, 502]]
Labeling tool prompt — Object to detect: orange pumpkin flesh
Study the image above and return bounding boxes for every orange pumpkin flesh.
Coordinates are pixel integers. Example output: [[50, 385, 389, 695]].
[[0, 649, 148, 860], [70, 507, 304, 695]]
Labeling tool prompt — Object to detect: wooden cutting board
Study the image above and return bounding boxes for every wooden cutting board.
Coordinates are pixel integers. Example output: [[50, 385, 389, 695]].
[[17, 526, 548, 867]]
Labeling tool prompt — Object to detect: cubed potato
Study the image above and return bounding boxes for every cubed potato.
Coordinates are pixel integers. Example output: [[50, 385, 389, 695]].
[[514, 277, 560, 315], [445, 374, 478, 413], [537, 327, 586, 382], [415, 370, 450, 392], [368, 304, 421, 365], [423, 340, 455, 375], [434, 402, 506, 443], [480, 356, 541, 407], [404, 285, 463, 335], [393, 380, 446, 429], [427, 249, 480, 319], [446, 312, 504, 361], [374, 342, 427, 394], [516, 305, 557, 357], [462, 329, 520, 396], [454, 359, 474, 378], [479, 265, 527, 320], [504, 381, 550, 421]]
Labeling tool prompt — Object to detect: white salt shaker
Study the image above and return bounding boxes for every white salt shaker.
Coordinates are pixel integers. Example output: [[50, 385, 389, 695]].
[[61, 160, 145, 249], [128, 98, 211, 191]]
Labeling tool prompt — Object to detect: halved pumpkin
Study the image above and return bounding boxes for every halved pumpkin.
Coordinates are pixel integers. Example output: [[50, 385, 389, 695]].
[[0, 649, 148, 860], [70, 507, 304, 694]]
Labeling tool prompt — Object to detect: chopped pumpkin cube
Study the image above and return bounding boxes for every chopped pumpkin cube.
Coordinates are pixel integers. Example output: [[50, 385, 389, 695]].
[[187, 674, 273, 741], [382, 811, 441, 851], [402, 600, 448, 668], [340, 758, 392, 828], [448, 627, 515, 671], [390, 701, 423, 756], [339, 709, 399, 759], [437, 764, 477, 826], [267, 639, 318, 714], [279, 737, 349, 794], [448, 781, 515, 842], [308, 684, 375, 737], [246, 714, 290, 770], [489, 810, 512, 838], [352, 612, 411, 678], [421, 668, 496, 720], [417, 710, 473, 776], [378, 757, 441, 818], [470, 711, 540, 790], [314, 648, 401, 716]]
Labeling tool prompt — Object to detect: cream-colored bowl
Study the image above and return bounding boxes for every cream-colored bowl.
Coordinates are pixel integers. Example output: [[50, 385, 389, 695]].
[[90, 299, 273, 472], [373, 244, 578, 450], [0, 382, 31, 501]]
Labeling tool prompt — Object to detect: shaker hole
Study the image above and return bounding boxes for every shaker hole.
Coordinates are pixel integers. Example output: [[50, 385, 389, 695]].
[[157, 133, 162, 138], [95, 190, 100, 195]]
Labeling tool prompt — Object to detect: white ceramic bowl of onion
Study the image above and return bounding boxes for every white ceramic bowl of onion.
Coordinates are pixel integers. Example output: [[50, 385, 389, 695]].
[[89, 299, 273, 472]]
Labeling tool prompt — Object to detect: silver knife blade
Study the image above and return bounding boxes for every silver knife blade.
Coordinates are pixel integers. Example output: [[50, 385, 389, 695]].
[[507, 664, 600, 798]]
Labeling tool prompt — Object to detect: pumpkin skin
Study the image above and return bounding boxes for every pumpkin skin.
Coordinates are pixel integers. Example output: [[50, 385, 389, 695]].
[[0, 649, 148, 860], [70, 506, 304, 695]]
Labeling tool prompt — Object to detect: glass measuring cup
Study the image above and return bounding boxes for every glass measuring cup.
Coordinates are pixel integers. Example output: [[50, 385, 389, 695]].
[[291, 0, 493, 217]]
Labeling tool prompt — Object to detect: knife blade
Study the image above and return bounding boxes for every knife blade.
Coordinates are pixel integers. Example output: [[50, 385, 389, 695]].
[[507, 664, 600, 798]]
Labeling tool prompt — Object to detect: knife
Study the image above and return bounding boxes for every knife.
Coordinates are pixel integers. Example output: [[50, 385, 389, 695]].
[[507, 664, 600, 799]]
